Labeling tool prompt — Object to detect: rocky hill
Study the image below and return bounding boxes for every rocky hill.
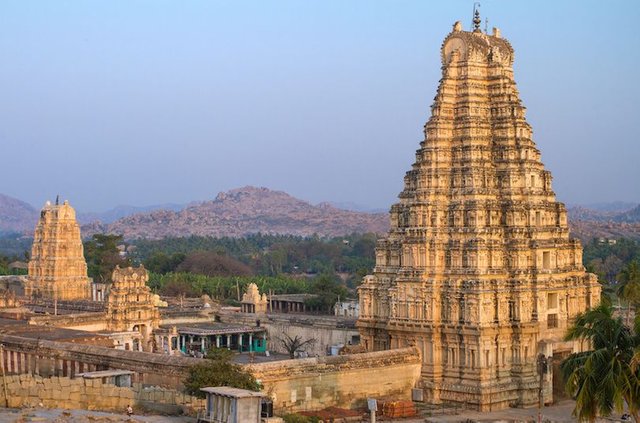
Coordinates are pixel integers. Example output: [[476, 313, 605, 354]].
[[568, 220, 640, 242], [613, 204, 640, 223], [566, 204, 640, 241], [0, 194, 38, 234], [82, 186, 390, 240], [76, 203, 185, 224]]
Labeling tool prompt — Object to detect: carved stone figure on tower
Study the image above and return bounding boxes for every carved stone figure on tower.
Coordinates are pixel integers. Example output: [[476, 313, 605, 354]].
[[357, 19, 600, 410]]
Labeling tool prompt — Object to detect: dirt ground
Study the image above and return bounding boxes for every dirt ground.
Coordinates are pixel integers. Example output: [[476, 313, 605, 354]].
[[0, 407, 196, 423]]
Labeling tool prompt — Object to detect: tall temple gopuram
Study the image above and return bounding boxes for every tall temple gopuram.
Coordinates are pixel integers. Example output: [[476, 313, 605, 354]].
[[25, 199, 91, 300], [357, 17, 601, 410]]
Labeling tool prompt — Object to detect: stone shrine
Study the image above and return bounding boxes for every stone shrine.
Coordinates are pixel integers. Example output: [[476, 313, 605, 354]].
[[241, 283, 268, 314], [107, 265, 160, 351], [25, 200, 91, 301], [357, 17, 601, 410]]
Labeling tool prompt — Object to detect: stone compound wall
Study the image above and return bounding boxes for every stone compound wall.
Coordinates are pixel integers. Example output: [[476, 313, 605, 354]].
[[0, 334, 199, 388], [248, 347, 422, 413], [0, 374, 204, 415], [0, 334, 420, 415]]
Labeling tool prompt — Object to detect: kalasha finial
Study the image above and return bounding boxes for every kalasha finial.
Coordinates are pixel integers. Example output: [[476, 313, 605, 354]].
[[473, 3, 481, 32]]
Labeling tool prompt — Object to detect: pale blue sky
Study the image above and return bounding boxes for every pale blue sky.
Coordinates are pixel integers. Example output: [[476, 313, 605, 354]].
[[1, 1, 639, 212]]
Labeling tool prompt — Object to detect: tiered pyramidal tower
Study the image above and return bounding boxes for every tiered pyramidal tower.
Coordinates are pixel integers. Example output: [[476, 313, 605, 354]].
[[107, 266, 160, 352], [357, 19, 600, 410], [26, 200, 91, 301]]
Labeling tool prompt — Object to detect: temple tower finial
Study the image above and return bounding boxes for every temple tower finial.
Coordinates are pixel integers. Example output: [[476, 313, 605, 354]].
[[472, 3, 481, 32]]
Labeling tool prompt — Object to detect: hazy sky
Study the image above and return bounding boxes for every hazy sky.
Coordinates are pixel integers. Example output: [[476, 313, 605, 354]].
[[1, 1, 639, 212]]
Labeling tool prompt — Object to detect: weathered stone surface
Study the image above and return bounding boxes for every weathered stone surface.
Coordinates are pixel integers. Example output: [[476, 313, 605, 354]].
[[25, 200, 91, 301], [357, 20, 601, 410], [0, 373, 204, 414], [248, 347, 421, 413]]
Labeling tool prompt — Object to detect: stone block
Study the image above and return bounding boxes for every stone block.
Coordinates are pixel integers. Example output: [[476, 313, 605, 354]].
[[7, 396, 22, 408], [59, 377, 71, 387], [59, 389, 70, 401]]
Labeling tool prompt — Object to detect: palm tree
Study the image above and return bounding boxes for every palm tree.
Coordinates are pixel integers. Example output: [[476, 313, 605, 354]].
[[619, 262, 640, 326], [561, 304, 640, 422]]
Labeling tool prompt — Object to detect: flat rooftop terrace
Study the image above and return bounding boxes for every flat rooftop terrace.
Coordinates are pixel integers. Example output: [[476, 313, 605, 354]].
[[0, 318, 111, 343]]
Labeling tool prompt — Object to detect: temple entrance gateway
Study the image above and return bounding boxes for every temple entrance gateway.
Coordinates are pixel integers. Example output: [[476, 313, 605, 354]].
[[552, 350, 571, 402], [357, 15, 600, 411]]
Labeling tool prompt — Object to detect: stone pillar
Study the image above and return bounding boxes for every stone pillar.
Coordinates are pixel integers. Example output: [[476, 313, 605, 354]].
[[249, 334, 253, 352], [216, 335, 221, 348], [238, 334, 243, 352], [201, 337, 205, 352], [226, 334, 231, 350]]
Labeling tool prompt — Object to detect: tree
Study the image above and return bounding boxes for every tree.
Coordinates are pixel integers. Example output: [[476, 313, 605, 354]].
[[159, 278, 201, 297], [561, 304, 640, 422], [618, 262, 640, 326], [84, 234, 130, 283], [176, 251, 253, 277], [184, 347, 260, 398], [278, 333, 316, 359], [305, 273, 349, 313], [144, 251, 185, 274]]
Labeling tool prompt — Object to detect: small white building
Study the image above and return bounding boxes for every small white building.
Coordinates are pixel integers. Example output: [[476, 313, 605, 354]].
[[198, 386, 265, 423]]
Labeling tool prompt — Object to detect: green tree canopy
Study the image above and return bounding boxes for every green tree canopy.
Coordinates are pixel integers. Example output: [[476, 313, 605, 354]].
[[617, 262, 640, 325], [83, 234, 130, 283], [184, 347, 260, 398], [561, 304, 640, 422]]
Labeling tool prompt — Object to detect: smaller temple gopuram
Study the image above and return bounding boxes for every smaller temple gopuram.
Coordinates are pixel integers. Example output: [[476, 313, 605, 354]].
[[107, 265, 160, 352], [25, 199, 91, 301]]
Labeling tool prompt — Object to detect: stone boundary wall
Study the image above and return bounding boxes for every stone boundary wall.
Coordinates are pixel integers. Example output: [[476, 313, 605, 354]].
[[248, 347, 422, 413], [0, 334, 200, 387], [0, 335, 422, 415], [0, 374, 204, 415]]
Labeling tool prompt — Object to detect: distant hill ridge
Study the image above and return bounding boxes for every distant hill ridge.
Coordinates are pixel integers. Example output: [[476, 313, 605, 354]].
[[81, 186, 390, 240], [2, 189, 640, 241], [77, 203, 185, 224], [0, 194, 38, 234]]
